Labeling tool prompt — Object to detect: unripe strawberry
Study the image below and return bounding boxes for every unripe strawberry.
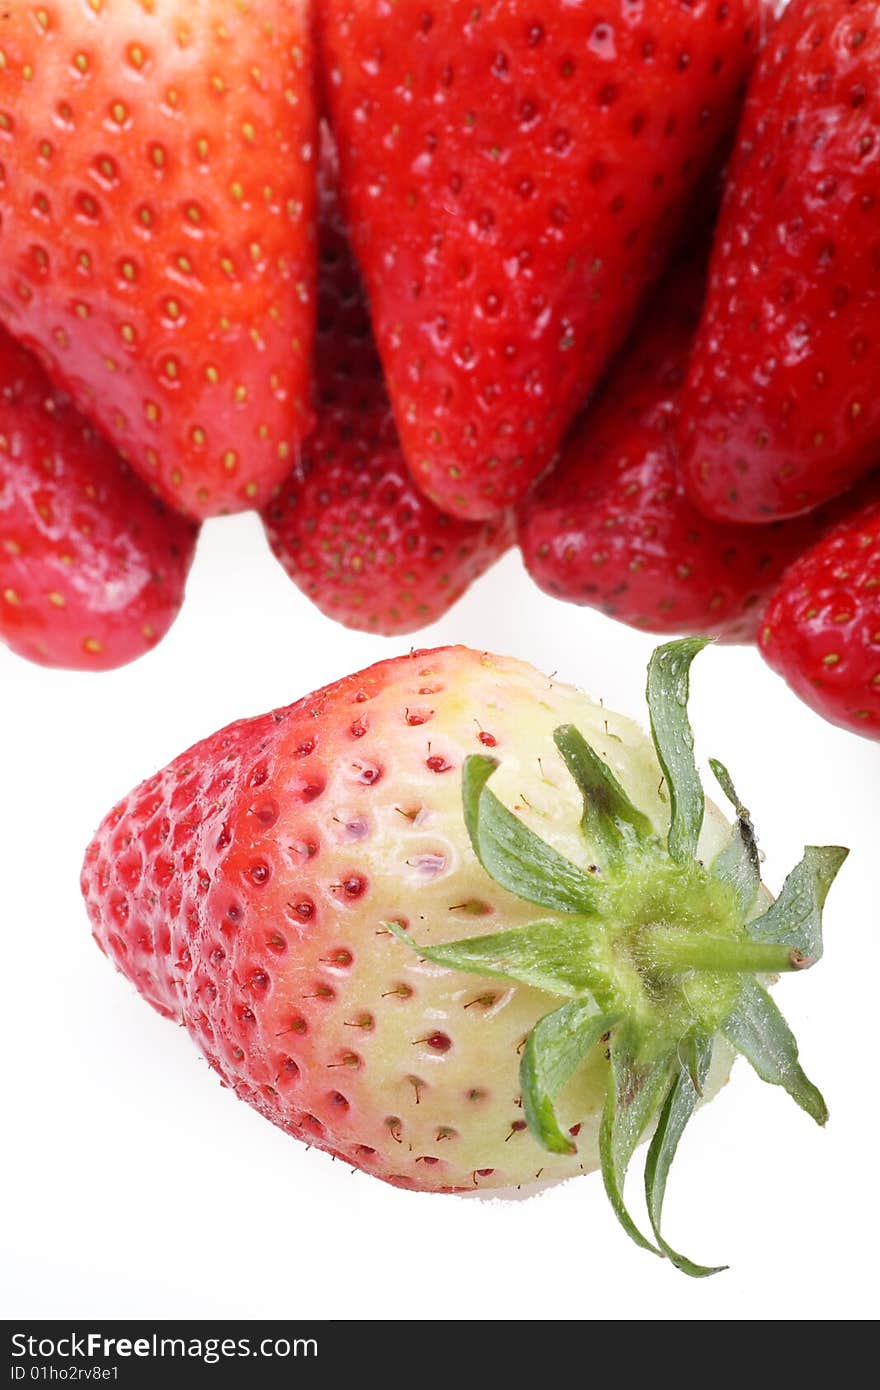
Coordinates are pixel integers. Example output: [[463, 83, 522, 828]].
[[83, 642, 843, 1275]]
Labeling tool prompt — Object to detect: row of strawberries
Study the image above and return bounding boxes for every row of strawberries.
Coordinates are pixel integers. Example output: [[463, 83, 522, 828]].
[[0, 1, 878, 737]]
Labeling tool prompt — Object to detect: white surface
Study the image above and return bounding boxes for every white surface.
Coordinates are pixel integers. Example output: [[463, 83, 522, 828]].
[[1, 514, 877, 1321]]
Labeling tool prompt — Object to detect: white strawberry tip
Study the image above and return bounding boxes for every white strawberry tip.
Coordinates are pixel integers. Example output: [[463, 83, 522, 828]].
[[391, 639, 848, 1278]]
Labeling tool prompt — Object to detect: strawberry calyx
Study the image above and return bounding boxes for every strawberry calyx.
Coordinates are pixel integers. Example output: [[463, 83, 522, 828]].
[[390, 640, 848, 1277]]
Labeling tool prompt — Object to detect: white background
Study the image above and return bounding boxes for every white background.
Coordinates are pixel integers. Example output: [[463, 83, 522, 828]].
[[1, 515, 877, 1321]]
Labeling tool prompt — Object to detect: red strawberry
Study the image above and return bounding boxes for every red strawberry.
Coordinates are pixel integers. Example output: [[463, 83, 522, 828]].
[[82, 640, 842, 1274], [320, 0, 763, 521], [261, 129, 513, 635], [0, 327, 197, 671], [520, 251, 825, 642], [0, 1, 316, 521], [679, 0, 880, 524], [759, 494, 880, 737]]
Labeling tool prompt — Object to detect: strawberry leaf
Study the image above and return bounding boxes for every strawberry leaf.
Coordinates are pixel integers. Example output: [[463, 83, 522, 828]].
[[384, 918, 604, 998], [646, 639, 710, 866], [600, 1024, 675, 1256], [644, 1038, 727, 1278], [722, 978, 828, 1125], [708, 758, 761, 918], [747, 845, 848, 961], [462, 754, 600, 915], [520, 1000, 621, 1156], [553, 724, 654, 868]]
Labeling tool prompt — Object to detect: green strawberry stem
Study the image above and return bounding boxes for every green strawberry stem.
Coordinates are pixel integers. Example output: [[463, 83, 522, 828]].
[[644, 932, 811, 975], [390, 639, 847, 1277]]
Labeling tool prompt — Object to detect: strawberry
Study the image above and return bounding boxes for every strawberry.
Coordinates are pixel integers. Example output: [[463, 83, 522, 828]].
[[82, 639, 844, 1275], [0, 326, 197, 671], [679, 0, 880, 524], [0, 1, 317, 521], [261, 128, 513, 635], [320, 0, 763, 522], [759, 495, 880, 738], [519, 251, 826, 642]]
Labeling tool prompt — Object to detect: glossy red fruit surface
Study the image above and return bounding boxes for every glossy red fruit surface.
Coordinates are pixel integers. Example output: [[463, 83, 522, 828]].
[[261, 131, 513, 635], [520, 253, 824, 641], [760, 493, 880, 737], [0, 328, 197, 671], [322, 0, 763, 520], [680, 0, 880, 523], [0, 1, 317, 520]]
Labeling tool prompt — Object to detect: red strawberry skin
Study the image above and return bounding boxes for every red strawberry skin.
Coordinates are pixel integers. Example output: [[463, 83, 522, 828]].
[[679, 0, 880, 523], [759, 495, 880, 737], [519, 253, 823, 642], [321, 0, 763, 521], [0, 1, 316, 521], [261, 131, 513, 635], [0, 328, 197, 671]]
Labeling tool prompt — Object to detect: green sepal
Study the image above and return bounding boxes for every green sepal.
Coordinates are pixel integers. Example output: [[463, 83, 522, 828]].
[[747, 846, 848, 961], [709, 758, 761, 918], [600, 1026, 675, 1256], [462, 755, 600, 916], [552, 724, 654, 868], [381, 640, 844, 1277], [521, 1001, 621, 1156], [646, 639, 710, 866], [722, 978, 828, 1125], [709, 758, 749, 817], [384, 918, 603, 998], [644, 1037, 727, 1278], [681, 1034, 706, 1099]]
